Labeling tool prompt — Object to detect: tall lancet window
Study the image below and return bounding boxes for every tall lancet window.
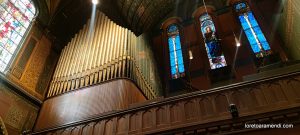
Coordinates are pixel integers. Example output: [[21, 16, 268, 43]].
[[235, 2, 271, 57], [0, 0, 36, 72], [200, 13, 227, 69], [167, 24, 185, 79]]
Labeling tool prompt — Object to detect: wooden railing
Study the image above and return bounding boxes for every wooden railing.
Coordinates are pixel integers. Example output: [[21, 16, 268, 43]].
[[33, 71, 300, 135]]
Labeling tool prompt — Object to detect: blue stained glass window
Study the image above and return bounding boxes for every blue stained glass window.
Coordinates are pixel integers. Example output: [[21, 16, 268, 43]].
[[248, 12, 259, 27], [171, 66, 176, 75], [178, 64, 184, 72], [235, 2, 247, 12], [200, 13, 227, 69], [167, 24, 185, 79], [239, 15, 250, 29], [261, 42, 270, 51], [235, 2, 271, 57], [0, 0, 36, 72]]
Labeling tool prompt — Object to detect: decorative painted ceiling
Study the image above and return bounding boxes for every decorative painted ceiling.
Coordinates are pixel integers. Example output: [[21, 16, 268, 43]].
[[116, 0, 174, 35]]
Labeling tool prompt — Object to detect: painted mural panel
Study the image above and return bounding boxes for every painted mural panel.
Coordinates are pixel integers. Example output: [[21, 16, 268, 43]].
[[0, 82, 39, 134]]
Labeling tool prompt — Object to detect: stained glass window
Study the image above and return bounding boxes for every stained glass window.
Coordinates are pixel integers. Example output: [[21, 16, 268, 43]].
[[235, 2, 271, 57], [0, 0, 36, 72], [200, 13, 227, 69], [167, 24, 185, 79]]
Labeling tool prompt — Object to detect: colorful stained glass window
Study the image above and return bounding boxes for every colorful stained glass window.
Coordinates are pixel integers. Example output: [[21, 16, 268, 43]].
[[200, 13, 227, 69], [235, 2, 271, 57], [167, 24, 185, 79], [0, 0, 35, 72]]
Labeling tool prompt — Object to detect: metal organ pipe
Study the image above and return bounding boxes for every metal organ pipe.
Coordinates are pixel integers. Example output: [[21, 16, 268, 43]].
[[48, 11, 160, 100]]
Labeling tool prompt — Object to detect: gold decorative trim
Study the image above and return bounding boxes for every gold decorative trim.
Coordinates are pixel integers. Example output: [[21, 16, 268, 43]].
[[0, 117, 8, 135]]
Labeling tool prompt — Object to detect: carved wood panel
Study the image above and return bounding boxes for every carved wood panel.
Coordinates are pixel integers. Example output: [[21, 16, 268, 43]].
[[33, 73, 300, 135]]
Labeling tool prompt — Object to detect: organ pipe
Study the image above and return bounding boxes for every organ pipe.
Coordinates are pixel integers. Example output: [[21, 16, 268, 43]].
[[48, 11, 161, 99]]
